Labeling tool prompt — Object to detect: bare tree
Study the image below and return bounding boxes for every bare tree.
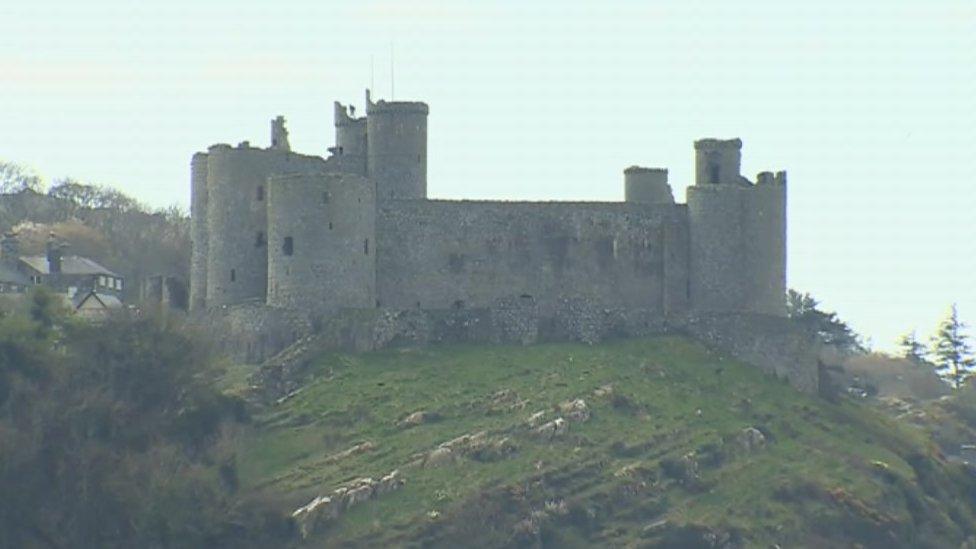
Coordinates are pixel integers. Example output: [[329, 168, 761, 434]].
[[0, 161, 44, 194]]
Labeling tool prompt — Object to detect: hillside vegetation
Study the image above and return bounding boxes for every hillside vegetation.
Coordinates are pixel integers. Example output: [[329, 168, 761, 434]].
[[232, 338, 976, 548]]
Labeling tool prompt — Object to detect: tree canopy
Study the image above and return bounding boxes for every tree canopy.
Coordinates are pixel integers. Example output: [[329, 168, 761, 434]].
[[787, 289, 865, 354], [0, 291, 290, 548]]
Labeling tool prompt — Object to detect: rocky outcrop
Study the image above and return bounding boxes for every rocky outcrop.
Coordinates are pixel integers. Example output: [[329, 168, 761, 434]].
[[292, 469, 404, 539]]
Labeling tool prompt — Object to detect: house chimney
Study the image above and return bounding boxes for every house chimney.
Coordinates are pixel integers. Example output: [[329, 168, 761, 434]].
[[1, 231, 19, 260], [46, 234, 63, 274]]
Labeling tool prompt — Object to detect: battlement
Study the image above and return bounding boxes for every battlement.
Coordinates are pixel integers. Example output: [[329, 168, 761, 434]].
[[270, 116, 290, 151], [366, 89, 429, 115], [756, 171, 787, 186], [624, 166, 673, 205], [693, 137, 747, 186], [694, 138, 742, 151], [334, 102, 365, 126]]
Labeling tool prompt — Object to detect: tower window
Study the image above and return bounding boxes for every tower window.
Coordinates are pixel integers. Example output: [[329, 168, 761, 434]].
[[708, 163, 720, 184], [230, 269, 236, 282], [364, 238, 369, 255], [283, 236, 294, 256], [322, 191, 330, 204], [255, 231, 266, 247], [256, 185, 264, 201], [329, 222, 333, 230]]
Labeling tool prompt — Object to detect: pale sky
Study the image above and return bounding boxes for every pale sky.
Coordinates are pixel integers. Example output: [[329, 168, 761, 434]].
[[1, 0, 973, 350]]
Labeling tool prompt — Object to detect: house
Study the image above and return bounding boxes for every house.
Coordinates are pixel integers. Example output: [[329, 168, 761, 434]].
[[0, 261, 30, 294], [73, 290, 123, 320], [15, 236, 123, 296]]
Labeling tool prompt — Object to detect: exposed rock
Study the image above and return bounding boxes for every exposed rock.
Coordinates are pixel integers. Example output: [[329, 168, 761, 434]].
[[323, 441, 375, 465], [661, 452, 700, 484], [345, 483, 374, 507], [526, 410, 547, 427], [291, 469, 405, 539], [738, 427, 766, 452], [425, 446, 456, 468], [398, 410, 433, 428], [533, 417, 568, 439], [559, 398, 591, 422], [292, 495, 340, 539], [487, 388, 528, 412], [375, 469, 404, 496], [641, 518, 669, 537], [593, 384, 614, 397]]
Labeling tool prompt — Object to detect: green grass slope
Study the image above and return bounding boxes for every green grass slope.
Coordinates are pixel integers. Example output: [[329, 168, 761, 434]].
[[233, 337, 976, 548]]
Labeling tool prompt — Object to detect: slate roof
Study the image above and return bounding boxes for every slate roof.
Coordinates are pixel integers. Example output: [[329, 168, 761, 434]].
[[74, 290, 123, 310], [0, 262, 29, 285], [19, 255, 119, 277]]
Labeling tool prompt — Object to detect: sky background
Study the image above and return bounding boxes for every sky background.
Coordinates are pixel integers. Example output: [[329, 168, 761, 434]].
[[1, 0, 973, 350]]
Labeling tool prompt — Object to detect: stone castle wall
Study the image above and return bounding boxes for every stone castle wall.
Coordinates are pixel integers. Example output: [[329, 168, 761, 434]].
[[202, 144, 328, 307], [366, 98, 428, 200], [686, 177, 786, 315], [189, 152, 209, 311], [373, 200, 690, 315], [267, 172, 376, 314]]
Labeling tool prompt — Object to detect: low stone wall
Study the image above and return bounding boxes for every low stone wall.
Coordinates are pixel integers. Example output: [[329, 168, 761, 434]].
[[237, 302, 821, 396], [198, 302, 313, 363], [674, 313, 821, 394]]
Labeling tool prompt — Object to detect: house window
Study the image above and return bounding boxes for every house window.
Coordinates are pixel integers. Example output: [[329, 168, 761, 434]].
[[256, 185, 265, 201], [283, 236, 294, 256], [99, 275, 106, 286], [116, 279, 123, 290], [255, 231, 266, 247], [230, 269, 236, 282]]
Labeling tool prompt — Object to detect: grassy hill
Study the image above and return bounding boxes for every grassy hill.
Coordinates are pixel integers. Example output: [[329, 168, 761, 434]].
[[229, 337, 976, 548]]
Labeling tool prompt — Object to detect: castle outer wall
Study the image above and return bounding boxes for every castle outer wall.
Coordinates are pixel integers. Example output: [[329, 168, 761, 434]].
[[374, 200, 690, 315], [189, 93, 788, 346]]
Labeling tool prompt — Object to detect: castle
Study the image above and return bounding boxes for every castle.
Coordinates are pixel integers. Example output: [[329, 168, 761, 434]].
[[189, 91, 787, 325]]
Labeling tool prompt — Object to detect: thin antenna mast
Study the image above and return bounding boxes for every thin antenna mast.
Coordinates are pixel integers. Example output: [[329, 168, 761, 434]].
[[390, 41, 395, 100]]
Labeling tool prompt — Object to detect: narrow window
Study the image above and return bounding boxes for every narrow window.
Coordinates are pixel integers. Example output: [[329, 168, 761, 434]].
[[329, 222, 333, 230], [322, 191, 330, 204], [256, 185, 264, 201], [364, 238, 369, 255], [283, 236, 293, 256], [230, 269, 236, 282], [708, 163, 720, 185], [255, 231, 266, 247]]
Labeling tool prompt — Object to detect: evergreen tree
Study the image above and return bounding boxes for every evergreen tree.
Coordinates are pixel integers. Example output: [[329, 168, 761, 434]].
[[786, 289, 865, 354], [930, 304, 975, 389], [897, 330, 928, 365]]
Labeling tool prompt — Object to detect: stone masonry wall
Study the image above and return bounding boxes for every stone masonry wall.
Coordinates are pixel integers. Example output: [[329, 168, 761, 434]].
[[246, 306, 819, 396], [375, 200, 690, 316]]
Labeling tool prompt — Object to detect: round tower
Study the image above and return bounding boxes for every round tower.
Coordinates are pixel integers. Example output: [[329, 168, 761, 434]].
[[694, 138, 744, 186], [189, 152, 209, 311], [366, 90, 429, 200], [334, 102, 367, 176], [205, 143, 328, 308], [686, 140, 787, 316], [267, 172, 376, 314], [624, 166, 674, 204]]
